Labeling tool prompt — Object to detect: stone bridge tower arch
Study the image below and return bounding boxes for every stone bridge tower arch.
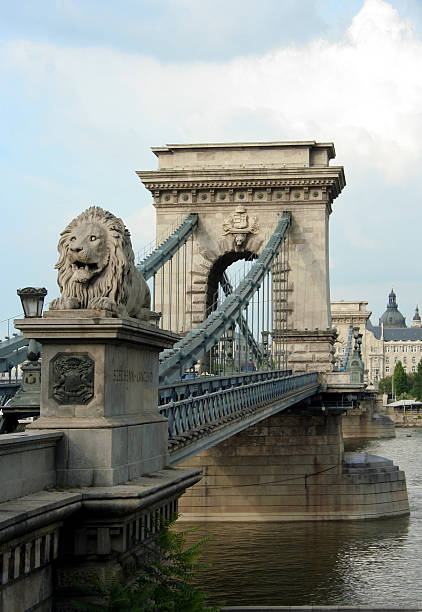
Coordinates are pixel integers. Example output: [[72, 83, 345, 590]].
[[138, 141, 345, 372]]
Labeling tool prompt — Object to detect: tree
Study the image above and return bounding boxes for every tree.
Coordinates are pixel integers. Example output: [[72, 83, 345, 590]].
[[412, 359, 422, 401], [393, 361, 408, 397], [407, 372, 415, 395], [378, 376, 392, 395]]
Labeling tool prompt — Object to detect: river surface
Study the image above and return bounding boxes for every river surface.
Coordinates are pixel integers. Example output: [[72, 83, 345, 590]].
[[181, 428, 422, 607]]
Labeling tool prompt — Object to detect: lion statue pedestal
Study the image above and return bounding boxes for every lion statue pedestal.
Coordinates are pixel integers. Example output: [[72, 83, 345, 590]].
[[19, 309, 178, 486]]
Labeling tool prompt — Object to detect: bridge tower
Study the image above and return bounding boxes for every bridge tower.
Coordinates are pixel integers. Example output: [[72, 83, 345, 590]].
[[138, 141, 346, 372]]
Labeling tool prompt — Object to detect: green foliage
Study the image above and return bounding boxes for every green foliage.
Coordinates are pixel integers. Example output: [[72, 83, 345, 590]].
[[407, 373, 415, 394], [74, 516, 218, 612], [73, 573, 151, 611], [412, 359, 422, 401], [393, 361, 408, 397], [397, 391, 414, 400], [378, 376, 392, 395]]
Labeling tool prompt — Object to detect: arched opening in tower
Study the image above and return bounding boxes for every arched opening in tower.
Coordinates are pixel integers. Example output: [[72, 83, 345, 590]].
[[206, 251, 256, 315]]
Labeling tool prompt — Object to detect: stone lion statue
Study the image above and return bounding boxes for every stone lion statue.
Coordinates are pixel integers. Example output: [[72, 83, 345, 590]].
[[49, 206, 151, 320]]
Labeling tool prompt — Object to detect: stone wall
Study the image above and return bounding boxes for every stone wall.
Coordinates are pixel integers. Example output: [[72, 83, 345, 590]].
[[0, 431, 200, 611], [342, 411, 396, 439], [0, 522, 60, 612], [179, 411, 408, 521], [393, 413, 422, 427], [0, 432, 62, 503]]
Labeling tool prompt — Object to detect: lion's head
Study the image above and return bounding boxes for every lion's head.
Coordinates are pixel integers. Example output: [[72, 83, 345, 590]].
[[54, 206, 135, 310]]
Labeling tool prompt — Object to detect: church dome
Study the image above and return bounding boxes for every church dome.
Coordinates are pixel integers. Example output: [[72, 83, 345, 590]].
[[379, 289, 407, 328]]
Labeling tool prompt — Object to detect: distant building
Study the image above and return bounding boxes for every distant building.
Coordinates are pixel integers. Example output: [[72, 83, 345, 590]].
[[331, 289, 422, 384]]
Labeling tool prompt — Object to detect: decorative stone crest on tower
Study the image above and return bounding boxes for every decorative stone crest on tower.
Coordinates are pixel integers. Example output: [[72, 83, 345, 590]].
[[222, 206, 259, 251]]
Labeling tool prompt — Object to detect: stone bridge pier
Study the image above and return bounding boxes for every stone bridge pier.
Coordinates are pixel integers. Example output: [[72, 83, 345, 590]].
[[138, 141, 346, 373], [179, 406, 409, 522]]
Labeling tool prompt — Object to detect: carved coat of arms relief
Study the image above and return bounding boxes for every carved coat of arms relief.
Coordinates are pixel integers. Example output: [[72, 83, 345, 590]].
[[222, 206, 259, 251], [51, 353, 95, 405]]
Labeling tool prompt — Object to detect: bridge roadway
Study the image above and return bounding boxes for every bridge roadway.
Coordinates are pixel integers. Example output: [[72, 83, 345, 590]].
[[159, 370, 320, 465]]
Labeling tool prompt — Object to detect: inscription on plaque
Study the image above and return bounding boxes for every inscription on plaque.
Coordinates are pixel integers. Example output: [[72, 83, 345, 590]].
[[51, 353, 94, 405], [112, 369, 153, 384]]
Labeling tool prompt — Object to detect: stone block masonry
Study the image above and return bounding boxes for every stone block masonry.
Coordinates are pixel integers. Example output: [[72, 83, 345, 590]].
[[179, 411, 409, 521]]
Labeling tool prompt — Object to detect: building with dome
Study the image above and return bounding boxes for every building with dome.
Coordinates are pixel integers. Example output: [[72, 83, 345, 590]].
[[331, 290, 422, 384], [378, 289, 407, 328]]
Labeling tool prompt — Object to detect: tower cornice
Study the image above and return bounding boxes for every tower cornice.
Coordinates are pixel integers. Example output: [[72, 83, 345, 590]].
[[137, 167, 345, 207]]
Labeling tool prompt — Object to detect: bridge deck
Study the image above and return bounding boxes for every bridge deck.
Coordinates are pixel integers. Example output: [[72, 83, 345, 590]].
[[159, 372, 319, 465]]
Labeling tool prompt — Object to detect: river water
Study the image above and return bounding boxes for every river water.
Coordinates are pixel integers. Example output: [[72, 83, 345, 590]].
[[182, 428, 422, 607]]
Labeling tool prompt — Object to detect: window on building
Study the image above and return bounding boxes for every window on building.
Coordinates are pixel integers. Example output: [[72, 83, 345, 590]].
[[412, 357, 416, 363], [394, 346, 398, 352], [386, 367, 390, 373], [403, 357, 407, 364], [394, 357, 398, 364], [386, 358, 389, 364], [412, 346, 417, 352], [403, 346, 408, 352], [412, 366, 416, 372], [386, 347, 391, 353]]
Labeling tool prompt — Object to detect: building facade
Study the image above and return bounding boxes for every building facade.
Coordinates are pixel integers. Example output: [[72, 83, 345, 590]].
[[332, 290, 422, 384]]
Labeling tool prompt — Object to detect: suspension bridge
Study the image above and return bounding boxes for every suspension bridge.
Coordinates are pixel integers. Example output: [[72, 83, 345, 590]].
[[0, 142, 410, 610], [1, 141, 355, 448]]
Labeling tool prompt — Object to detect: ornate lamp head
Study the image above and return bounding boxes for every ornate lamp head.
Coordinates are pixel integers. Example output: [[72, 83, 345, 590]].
[[17, 287, 47, 318]]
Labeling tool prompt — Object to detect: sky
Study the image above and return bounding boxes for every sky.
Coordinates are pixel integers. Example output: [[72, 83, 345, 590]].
[[1, 0, 422, 334]]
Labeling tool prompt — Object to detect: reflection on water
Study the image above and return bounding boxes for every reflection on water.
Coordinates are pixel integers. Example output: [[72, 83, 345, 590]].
[[181, 428, 422, 607]]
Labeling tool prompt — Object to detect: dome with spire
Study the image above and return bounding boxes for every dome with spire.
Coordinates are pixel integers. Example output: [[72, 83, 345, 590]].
[[379, 288, 407, 328]]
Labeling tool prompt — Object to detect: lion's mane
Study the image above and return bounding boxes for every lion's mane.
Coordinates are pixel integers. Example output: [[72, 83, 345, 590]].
[[54, 206, 150, 318]]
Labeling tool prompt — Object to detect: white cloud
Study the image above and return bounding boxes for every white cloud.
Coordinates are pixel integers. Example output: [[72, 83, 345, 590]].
[[2, 0, 422, 319], [2, 0, 422, 185]]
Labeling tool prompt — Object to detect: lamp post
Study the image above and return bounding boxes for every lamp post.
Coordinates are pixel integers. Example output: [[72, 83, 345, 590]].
[[2, 288, 47, 433], [349, 329, 364, 384], [226, 326, 234, 372], [261, 330, 270, 370], [248, 347, 254, 372]]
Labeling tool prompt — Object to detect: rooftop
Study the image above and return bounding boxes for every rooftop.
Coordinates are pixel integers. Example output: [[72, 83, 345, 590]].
[[150, 141, 337, 170]]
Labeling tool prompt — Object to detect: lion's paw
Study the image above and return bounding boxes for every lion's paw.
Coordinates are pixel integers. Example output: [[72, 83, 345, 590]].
[[89, 297, 118, 313], [50, 297, 80, 310]]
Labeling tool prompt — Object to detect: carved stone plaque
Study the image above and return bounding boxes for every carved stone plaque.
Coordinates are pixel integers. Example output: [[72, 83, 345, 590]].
[[222, 205, 259, 251], [51, 353, 94, 404]]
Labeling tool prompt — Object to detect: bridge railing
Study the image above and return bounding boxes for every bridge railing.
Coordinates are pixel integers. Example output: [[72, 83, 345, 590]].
[[158, 369, 292, 404], [159, 371, 318, 444], [0, 382, 20, 407]]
